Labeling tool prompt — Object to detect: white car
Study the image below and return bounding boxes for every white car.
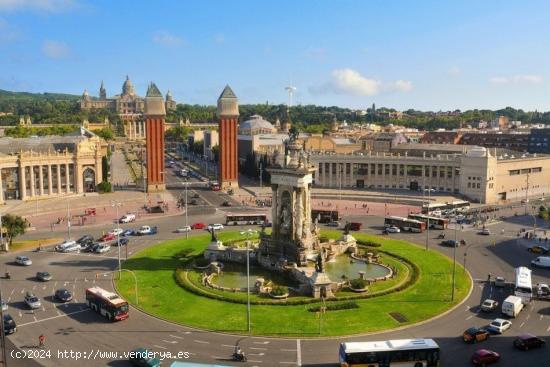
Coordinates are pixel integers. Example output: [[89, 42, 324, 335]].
[[24, 292, 41, 309], [55, 240, 77, 252], [176, 226, 192, 233], [15, 255, 32, 266], [208, 224, 224, 231], [480, 299, 499, 312], [119, 214, 136, 223], [386, 226, 401, 233], [109, 228, 124, 236], [94, 244, 111, 254], [487, 318, 512, 334], [61, 243, 81, 253]]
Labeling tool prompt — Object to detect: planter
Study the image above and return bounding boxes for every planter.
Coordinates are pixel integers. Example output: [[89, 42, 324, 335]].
[[269, 292, 289, 299], [348, 286, 368, 293]]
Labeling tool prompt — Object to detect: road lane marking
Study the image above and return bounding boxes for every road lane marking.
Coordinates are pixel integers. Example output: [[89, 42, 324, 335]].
[[466, 315, 474, 320], [281, 349, 296, 352], [194, 340, 209, 344], [250, 347, 267, 351], [162, 340, 178, 344], [17, 308, 89, 327], [297, 339, 302, 367], [221, 344, 234, 348], [526, 314, 530, 321], [280, 362, 296, 365], [540, 315, 544, 320], [249, 353, 265, 356], [253, 341, 270, 345], [247, 361, 262, 364], [154, 345, 167, 350], [520, 322, 525, 328], [170, 335, 184, 340], [547, 325, 550, 332]]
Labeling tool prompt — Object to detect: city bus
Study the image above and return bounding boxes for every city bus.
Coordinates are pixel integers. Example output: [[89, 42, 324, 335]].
[[311, 209, 340, 223], [85, 287, 129, 321], [514, 266, 533, 304], [384, 216, 426, 233], [421, 203, 447, 215], [445, 200, 470, 211], [225, 213, 268, 225], [408, 214, 449, 230], [339, 338, 441, 367]]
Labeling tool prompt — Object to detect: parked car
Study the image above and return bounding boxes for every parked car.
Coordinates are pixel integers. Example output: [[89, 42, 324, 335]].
[[386, 226, 401, 233], [55, 240, 77, 252], [81, 242, 98, 252], [1, 300, 7, 312], [36, 271, 52, 282], [15, 255, 32, 266], [176, 226, 192, 233], [221, 201, 232, 207], [113, 237, 129, 246], [528, 245, 548, 254], [137, 225, 158, 236], [513, 333, 546, 350], [119, 214, 136, 223], [494, 276, 506, 287], [531, 256, 550, 268], [471, 349, 500, 366], [191, 222, 206, 230], [192, 193, 200, 199], [122, 229, 136, 237], [488, 318, 512, 334], [480, 299, 499, 312], [3, 314, 16, 334], [441, 239, 460, 247], [55, 289, 73, 303], [99, 233, 116, 242], [94, 244, 111, 254], [326, 221, 340, 227], [76, 235, 94, 245], [129, 347, 161, 367], [463, 327, 490, 343], [479, 228, 491, 235], [190, 199, 199, 205], [24, 292, 41, 309], [61, 242, 81, 253], [109, 228, 124, 236], [207, 224, 224, 231]]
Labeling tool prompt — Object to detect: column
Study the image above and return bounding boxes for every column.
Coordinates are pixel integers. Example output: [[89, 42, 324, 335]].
[[47, 165, 53, 195], [76, 165, 83, 194], [19, 165, 27, 200], [30, 165, 36, 197], [38, 165, 44, 196], [329, 163, 333, 187], [65, 163, 70, 193], [142, 121, 146, 138], [57, 164, 62, 194]]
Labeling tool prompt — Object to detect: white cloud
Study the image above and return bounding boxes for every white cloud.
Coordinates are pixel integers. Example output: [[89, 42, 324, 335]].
[[152, 30, 183, 47], [0, 0, 77, 12], [489, 74, 543, 85], [41, 40, 70, 59], [448, 66, 461, 75], [310, 68, 412, 96]]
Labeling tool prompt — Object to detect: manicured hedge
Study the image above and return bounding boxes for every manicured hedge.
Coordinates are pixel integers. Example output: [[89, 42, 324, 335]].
[[308, 301, 359, 312]]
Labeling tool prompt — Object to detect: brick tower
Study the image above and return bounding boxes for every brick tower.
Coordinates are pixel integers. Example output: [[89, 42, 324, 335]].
[[144, 82, 166, 193], [217, 85, 239, 189]]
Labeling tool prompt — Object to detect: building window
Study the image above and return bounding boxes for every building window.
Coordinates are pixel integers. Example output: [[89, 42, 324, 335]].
[[377, 164, 382, 175], [325, 163, 330, 175], [399, 165, 404, 176], [476, 183, 480, 189], [385, 164, 390, 175], [424, 166, 429, 177], [392, 164, 397, 175], [353, 163, 359, 175], [370, 164, 375, 175], [346, 163, 351, 175], [318, 163, 323, 174], [447, 166, 453, 178], [331, 163, 336, 174], [532, 167, 542, 173], [468, 183, 471, 188], [407, 165, 422, 177], [432, 166, 437, 177]]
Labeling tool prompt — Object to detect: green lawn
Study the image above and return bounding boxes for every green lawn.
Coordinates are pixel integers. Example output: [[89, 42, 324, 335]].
[[116, 231, 471, 337]]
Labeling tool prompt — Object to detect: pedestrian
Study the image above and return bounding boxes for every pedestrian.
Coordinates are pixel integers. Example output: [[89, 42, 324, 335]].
[[487, 273, 492, 282], [38, 334, 45, 348]]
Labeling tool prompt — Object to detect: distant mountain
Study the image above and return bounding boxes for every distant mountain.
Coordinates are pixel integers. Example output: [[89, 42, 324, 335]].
[[0, 89, 80, 101]]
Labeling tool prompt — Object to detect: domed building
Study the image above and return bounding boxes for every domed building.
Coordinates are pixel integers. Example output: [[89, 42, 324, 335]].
[[238, 115, 277, 135]]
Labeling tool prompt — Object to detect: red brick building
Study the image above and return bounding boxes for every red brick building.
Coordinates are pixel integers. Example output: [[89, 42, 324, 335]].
[[217, 85, 239, 189], [419, 131, 462, 144], [144, 82, 166, 193]]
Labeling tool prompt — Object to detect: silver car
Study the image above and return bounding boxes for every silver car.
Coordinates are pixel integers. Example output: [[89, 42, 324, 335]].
[[24, 292, 41, 309]]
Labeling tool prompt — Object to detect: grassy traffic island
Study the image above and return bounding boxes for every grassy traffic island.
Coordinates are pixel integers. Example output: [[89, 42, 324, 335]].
[[115, 231, 471, 337]]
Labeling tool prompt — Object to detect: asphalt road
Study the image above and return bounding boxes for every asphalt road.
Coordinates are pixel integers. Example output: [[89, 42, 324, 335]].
[[2, 195, 549, 366]]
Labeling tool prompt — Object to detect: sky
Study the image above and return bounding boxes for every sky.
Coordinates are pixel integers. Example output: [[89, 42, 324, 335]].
[[1, 0, 550, 111]]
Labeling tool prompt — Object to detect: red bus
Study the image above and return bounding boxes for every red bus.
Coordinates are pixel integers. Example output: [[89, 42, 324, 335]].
[[85, 287, 129, 321], [384, 216, 426, 233], [408, 214, 449, 229]]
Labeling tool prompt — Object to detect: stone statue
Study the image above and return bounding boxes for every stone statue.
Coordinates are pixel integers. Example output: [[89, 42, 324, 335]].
[[313, 217, 320, 236], [210, 227, 218, 242], [280, 205, 291, 230], [315, 252, 324, 273], [343, 221, 351, 235]]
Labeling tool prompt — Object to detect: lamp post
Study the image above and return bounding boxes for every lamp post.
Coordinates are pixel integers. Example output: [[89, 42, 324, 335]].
[[451, 219, 458, 301], [67, 199, 71, 239], [183, 179, 189, 239], [111, 201, 122, 278], [424, 188, 435, 250], [240, 229, 257, 333]]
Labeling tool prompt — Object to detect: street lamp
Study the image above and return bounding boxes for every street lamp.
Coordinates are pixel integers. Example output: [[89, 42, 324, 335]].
[[240, 229, 257, 333], [182, 179, 189, 239], [424, 188, 435, 250], [111, 201, 122, 278], [451, 219, 458, 301]]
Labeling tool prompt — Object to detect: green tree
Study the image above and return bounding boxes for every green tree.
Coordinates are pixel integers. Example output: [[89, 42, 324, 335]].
[[95, 127, 114, 140], [1, 214, 27, 250], [211, 145, 219, 162]]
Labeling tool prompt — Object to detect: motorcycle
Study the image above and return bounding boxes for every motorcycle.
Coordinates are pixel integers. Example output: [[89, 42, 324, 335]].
[[232, 352, 247, 362], [437, 233, 446, 239]]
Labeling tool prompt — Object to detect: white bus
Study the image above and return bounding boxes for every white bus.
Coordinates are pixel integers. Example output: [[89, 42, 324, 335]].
[[514, 266, 532, 304], [384, 216, 426, 233], [339, 338, 440, 367]]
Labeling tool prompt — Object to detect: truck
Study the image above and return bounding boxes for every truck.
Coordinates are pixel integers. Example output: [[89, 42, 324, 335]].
[[502, 295, 524, 317], [136, 225, 158, 236]]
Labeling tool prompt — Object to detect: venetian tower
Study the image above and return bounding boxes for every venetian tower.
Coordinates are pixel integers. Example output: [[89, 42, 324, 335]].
[[144, 82, 166, 193], [217, 85, 239, 189]]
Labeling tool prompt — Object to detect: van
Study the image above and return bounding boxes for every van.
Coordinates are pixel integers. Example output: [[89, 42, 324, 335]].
[[55, 240, 76, 252], [531, 256, 550, 268], [119, 214, 136, 223], [502, 295, 524, 317]]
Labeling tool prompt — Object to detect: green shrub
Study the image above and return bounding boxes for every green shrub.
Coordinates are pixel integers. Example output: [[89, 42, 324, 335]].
[[319, 235, 330, 243], [357, 239, 381, 247], [96, 181, 111, 193], [308, 301, 359, 312], [194, 257, 210, 267], [270, 285, 288, 296], [349, 278, 367, 289]]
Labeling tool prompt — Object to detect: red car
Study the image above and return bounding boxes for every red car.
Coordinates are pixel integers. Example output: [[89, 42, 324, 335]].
[[471, 349, 500, 366], [99, 233, 115, 242], [191, 222, 206, 230]]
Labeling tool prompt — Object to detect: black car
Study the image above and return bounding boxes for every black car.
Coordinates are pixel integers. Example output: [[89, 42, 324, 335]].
[[113, 237, 129, 246], [192, 193, 200, 199], [221, 201, 232, 207], [441, 239, 460, 247], [3, 314, 16, 334], [76, 235, 94, 245], [55, 289, 73, 302], [36, 271, 52, 281], [513, 334, 546, 350], [81, 242, 98, 252]]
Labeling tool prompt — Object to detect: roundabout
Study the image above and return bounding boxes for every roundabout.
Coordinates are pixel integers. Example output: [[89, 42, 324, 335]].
[[115, 230, 471, 337]]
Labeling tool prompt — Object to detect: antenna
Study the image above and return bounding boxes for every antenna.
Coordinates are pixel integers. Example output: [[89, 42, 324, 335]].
[[285, 85, 297, 107]]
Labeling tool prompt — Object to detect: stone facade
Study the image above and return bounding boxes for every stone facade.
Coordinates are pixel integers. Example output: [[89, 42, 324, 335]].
[[144, 83, 166, 193], [217, 85, 239, 189]]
